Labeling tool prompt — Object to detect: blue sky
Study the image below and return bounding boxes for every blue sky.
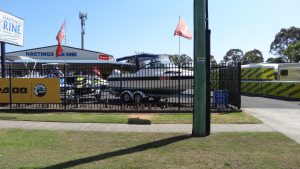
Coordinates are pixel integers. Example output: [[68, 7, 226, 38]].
[[2, 0, 300, 62]]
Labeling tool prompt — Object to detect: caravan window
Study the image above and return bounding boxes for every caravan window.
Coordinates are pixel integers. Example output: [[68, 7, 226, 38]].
[[280, 70, 288, 76]]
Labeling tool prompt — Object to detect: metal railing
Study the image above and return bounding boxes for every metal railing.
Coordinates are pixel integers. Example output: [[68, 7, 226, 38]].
[[0, 63, 240, 112], [210, 63, 241, 111]]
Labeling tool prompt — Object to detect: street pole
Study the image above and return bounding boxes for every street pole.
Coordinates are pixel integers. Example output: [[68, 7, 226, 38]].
[[79, 12, 87, 50], [1, 42, 6, 78], [193, 0, 210, 137]]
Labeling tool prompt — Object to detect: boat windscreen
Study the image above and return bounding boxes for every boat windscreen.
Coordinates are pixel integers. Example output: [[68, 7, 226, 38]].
[[142, 55, 176, 68]]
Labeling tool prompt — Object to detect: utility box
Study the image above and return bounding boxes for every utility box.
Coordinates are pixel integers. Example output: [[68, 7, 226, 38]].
[[213, 90, 229, 108]]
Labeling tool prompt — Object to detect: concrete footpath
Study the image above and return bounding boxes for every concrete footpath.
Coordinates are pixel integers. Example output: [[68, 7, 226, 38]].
[[0, 120, 274, 133], [242, 96, 300, 144], [244, 108, 300, 144]]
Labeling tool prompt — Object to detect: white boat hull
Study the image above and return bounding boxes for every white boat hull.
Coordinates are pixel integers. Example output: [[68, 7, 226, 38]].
[[108, 68, 194, 95]]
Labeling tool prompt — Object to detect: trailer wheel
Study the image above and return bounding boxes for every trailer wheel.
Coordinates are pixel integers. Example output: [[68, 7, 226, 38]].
[[134, 93, 143, 103], [121, 92, 132, 103]]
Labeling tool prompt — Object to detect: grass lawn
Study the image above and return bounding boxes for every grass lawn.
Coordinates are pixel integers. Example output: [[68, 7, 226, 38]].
[[0, 112, 261, 124], [0, 129, 299, 169]]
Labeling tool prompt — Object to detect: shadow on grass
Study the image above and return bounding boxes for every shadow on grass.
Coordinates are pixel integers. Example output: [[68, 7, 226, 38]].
[[42, 134, 192, 169], [127, 118, 151, 125], [0, 116, 17, 120]]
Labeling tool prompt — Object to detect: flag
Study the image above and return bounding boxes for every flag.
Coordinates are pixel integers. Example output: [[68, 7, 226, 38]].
[[56, 20, 66, 57], [92, 66, 103, 78], [174, 18, 192, 40], [56, 44, 63, 57]]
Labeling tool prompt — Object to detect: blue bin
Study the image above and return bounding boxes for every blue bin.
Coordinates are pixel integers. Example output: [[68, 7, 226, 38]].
[[213, 90, 229, 108]]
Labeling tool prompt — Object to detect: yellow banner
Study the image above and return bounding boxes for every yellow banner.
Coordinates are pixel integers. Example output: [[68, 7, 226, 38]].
[[0, 78, 61, 103]]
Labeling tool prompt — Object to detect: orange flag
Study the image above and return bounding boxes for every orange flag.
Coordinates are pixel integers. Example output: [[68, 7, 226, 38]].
[[56, 21, 66, 57], [174, 18, 192, 40]]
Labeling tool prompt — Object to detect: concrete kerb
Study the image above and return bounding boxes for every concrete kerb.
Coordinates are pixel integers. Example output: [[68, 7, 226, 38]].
[[0, 120, 275, 133]]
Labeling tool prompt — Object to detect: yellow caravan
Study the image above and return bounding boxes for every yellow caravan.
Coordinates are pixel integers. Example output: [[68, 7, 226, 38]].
[[241, 63, 300, 100]]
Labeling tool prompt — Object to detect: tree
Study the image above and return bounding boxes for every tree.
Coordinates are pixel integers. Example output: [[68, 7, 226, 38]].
[[210, 55, 217, 65], [222, 49, 243, 64], [169, 54, 193, 66], [266, 57, 286, 63], [270, 27, 300, 60], [241, 49, 264, 64], [283, 41, 300, 63]]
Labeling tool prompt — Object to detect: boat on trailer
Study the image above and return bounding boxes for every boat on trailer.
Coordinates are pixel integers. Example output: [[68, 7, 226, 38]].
[[107, 54, 194, 103]]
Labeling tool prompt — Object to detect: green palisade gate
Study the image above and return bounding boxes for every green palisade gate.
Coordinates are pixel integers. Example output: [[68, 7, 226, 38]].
[[193, 0, 210, 137]]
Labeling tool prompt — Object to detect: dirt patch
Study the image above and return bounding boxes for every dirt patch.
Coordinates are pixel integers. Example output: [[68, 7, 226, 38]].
[[127, 114, 154, 120]]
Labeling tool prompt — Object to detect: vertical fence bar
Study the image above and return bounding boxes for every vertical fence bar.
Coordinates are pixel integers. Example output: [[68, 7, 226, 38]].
[[9, 65, 12, 110], [178, 63, 181, 110], [218, 64, 221, 91], [237, 62, 241, 109], [1, 42, 6, 78], [120, 70, 123, 110], [231, 65, 233, 106], [63, 64, 67, 110]]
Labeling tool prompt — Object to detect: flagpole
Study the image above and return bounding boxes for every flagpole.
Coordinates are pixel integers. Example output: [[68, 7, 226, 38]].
[[64, 19, 67, 67], [64, 19, 67, 46], [178, 16, 181, 57], [179, 36, 181, 56]]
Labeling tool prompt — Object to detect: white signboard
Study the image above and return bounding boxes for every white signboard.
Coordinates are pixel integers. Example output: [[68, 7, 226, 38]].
[[0, 10, 24, 46]]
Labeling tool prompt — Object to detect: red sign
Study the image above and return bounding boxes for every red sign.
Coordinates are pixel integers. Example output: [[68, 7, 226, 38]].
[[99, 54, 110, 60]]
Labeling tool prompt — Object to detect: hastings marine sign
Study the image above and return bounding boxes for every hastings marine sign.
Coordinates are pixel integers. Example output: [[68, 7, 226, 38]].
[[0, 10, 24, 46], [25, 51, 77, 57]]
